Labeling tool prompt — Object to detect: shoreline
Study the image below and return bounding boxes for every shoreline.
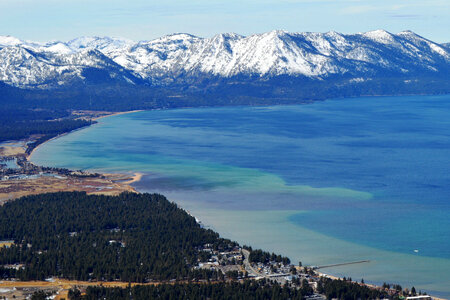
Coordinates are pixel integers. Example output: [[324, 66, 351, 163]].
[[27, 110, 143, 160], [122, 172, 144, 185], [92, 109, 144, 121], [27, 127, 87, 159], [1, 110, 146, 203], [314, 270, 447, 300], [6, 107, 449, 300]]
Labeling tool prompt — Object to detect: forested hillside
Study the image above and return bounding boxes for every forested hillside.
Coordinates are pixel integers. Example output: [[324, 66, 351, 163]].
[[0, 193, 400, 300], [69, 281, 307, 300], [67, 279, 390, 300], [0, 192, 237, 282], [0, 107, 92, 143]]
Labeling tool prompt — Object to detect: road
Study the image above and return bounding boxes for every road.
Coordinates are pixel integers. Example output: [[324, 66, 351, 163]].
[[241, 249, 263, 278]]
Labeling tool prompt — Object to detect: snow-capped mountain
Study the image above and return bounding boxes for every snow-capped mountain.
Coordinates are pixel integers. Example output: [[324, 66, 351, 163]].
[[0, 30, 448, 89]]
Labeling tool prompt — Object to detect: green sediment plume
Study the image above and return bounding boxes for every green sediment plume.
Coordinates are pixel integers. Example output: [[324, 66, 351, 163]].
[[122, 154, 373, 201]]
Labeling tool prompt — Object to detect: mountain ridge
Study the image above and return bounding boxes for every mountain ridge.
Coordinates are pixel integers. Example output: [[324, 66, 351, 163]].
[[0, 29, 448, 89], [0, 30, 449, 111]]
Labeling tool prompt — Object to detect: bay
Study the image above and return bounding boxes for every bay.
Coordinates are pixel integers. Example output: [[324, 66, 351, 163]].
[[31, 95, 450, 297]]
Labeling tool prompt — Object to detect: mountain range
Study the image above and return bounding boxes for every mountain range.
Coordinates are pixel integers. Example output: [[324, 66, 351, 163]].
[[0, 30, 449, 109]]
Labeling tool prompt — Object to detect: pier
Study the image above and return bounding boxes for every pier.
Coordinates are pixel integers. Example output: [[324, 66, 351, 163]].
[[314, 260, 370, 270]]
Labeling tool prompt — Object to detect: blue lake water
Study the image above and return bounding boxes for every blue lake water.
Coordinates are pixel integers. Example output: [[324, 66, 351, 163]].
[[31, 95, 450, 297], [1, 158, 19, 169]]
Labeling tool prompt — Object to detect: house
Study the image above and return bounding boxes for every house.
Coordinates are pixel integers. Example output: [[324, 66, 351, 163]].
[[0, 240, 14, 248]]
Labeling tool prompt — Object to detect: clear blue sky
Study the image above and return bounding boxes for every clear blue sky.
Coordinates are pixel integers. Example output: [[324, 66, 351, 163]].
[[1, 0, 449, 43]]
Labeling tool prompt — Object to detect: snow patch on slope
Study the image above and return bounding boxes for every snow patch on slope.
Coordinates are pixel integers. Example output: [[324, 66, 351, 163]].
[[0, 30, 448, 88]]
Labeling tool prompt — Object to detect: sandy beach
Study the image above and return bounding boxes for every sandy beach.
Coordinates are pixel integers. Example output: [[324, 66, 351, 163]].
[[1, 110, 146, 204], [4, 107, 449, 300], [92, 110, 143, 121], [25, 110, 143, 160], [121, 172, 144, 184]]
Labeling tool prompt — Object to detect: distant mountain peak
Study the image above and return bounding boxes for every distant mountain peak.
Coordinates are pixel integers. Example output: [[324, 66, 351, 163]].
[[212, 32, 244, 40], [0, 30, 448, 89], [268, 29, 289, 35], [66, 36, 133, 51], [362, 29, 396, 44], [0, 35, 24, 47], [44, 42, 74, 54], [152, 33, 199, 43]]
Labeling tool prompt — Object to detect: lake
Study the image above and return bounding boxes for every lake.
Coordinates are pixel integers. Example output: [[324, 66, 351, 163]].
[[31, 95, 450, 297]]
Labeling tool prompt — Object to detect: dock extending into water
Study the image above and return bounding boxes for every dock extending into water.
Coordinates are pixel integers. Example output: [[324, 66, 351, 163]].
[[314, 260, 370, 270]]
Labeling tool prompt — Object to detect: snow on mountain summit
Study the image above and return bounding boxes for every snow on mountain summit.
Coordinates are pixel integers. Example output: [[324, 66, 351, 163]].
[[42, 42, 74, 54], [67, 36, 133, 52], [0, 30, 448, 88], [0, 35, 24, 47], [362, 29, 396, 44]]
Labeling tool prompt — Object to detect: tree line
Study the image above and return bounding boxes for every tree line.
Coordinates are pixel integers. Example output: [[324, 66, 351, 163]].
[[0, 191, 405, 300], [317, 277, 389, 300], [68, 280, 308, 300], [0, 192, 237, 282], [247, 248, 291, 265], [0, 108, 92, 142]]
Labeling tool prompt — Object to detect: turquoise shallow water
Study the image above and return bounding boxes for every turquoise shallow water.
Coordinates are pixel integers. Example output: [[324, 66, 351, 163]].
[[31, 95, 450, 297]]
